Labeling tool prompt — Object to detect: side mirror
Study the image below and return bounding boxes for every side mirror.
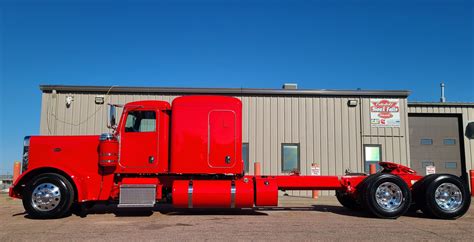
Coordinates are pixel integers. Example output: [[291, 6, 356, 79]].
[[107, 105, 117, 129], [466, 122, 474, 139]]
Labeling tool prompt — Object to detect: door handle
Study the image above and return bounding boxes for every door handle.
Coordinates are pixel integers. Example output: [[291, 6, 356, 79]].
[[149, 156, 155, 164], [225, 156, 231, 164]]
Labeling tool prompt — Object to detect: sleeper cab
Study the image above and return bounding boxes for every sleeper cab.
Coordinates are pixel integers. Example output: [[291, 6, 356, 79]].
[[170, 96, 243, 175]]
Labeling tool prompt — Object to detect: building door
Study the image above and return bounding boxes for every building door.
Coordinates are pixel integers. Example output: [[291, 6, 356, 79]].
[[364, 145, 382, 173], [409, 115, 464, 177]]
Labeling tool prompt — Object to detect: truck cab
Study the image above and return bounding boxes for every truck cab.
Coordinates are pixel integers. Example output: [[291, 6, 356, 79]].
[[9, 96, 246, 218], [112, 100, 171, 174]]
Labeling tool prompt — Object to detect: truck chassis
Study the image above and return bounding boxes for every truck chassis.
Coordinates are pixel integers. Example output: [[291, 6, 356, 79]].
[[9, 96, 471, 219]]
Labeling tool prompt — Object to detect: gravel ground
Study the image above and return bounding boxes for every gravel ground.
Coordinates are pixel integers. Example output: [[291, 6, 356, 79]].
[[0, 193, 473, 241]]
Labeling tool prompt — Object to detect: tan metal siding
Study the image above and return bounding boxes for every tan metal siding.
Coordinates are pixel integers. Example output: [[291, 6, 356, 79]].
[[277, 98, 284, 175], [40, 92, 412, 196], [360, 98, 410, 166], [39, 93, 48, 135], [270, 97, 278, 175]]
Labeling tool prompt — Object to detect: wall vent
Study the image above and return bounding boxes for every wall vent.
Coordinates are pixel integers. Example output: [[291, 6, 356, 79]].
[[282, 83, 298, 90]]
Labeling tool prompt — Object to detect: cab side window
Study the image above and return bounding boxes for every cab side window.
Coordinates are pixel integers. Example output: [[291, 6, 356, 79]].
[[125, 111, 156, 132]]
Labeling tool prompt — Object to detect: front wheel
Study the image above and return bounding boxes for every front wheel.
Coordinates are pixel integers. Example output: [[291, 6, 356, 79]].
[[22, 173, 75, 219], [360, 173, 411, 219]]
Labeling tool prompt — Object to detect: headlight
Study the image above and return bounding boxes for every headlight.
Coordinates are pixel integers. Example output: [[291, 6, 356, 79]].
[[22, 136, 30, 173]]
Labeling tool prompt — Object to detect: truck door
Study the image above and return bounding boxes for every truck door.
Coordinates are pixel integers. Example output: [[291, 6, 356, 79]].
[[209, 110, 236, 168], [119, 110, 159, 171]]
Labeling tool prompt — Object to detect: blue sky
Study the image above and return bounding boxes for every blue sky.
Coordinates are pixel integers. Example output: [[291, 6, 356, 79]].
[[0, 0, 473, 174]]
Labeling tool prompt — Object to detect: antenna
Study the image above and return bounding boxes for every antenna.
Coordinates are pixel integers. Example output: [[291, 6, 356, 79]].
[[440, 82, 446, 103]]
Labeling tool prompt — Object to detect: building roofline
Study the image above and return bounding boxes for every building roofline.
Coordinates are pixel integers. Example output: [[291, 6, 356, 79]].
[[408, 102, 474, 107], [39, 85, 411, 97]]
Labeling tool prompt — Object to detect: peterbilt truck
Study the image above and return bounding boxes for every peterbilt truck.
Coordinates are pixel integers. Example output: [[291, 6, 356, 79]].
[[9, 95, 471, 219]]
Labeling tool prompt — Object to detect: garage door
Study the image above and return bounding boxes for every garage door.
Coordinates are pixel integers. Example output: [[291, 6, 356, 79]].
[[409, 116, 463, 176]]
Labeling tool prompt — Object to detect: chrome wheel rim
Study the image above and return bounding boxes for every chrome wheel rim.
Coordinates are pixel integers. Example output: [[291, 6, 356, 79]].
[[435, 183, 462, 211], [375, 182, 403, 212], [31, 183, 61, 212]]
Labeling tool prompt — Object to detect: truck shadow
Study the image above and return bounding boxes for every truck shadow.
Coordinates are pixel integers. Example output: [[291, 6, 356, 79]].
[[73, 203, 268, 217], [66, 204, 430, 219], [158, 208, 268, 216], [308, 205, 430, 219]]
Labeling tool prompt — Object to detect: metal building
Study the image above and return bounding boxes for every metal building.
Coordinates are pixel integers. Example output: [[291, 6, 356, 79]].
[[38, 85, 474, 196]]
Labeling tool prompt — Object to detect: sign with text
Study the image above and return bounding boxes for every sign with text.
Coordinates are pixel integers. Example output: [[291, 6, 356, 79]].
[[311, 163, 320, 176], [370, 99, 401, 127], [426, 165, 436, 175]]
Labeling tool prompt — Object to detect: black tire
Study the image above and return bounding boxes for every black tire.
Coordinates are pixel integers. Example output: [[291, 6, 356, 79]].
[[410, 174, 438, 212], [336, 190, 361, 210], [360, 173, 411, 219], [22, 173, 75, 219], [419, 174, 471, 219]]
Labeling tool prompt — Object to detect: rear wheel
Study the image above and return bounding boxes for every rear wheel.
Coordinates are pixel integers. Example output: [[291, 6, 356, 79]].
[[336, 190, 361, 210], [410, 174, 437, 212], [22, 173, 75, 219], [419, 174, 470, 219], [360, 173, 411, 219]]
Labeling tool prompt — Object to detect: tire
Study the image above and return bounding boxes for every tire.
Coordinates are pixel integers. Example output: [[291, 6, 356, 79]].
[[336, 190, 361, 210], [419, 174, 471, 219], [22, 173, 75, 219], [360, 173, 411, 219], [410, 174, 438, 212]]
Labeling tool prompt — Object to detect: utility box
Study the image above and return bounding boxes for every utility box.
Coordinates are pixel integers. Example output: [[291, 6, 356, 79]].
[[170, 96, 243, 175]]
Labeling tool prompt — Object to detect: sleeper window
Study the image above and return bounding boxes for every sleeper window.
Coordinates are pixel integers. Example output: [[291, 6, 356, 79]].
[[125, 111, 156, 132]]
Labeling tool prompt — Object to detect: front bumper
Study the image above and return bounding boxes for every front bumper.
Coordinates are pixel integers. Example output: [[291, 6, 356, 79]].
[[9, 186, 21, 199]]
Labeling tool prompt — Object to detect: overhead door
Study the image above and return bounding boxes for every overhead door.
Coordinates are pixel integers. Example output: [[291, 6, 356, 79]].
[[409, 115, 463, 176]]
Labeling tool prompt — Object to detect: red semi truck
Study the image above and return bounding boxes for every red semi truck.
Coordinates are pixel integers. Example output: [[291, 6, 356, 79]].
[[9, 96, 471, 219]]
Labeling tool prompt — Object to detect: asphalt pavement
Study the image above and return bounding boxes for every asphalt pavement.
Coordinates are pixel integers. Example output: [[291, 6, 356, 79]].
[[1, 193, 473, 241]]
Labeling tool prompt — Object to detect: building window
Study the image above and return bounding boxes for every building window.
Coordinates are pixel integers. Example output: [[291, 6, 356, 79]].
[[443, 139, 456, 145], [420, 139, 433, 145], [282, 143, 300, 172], [445, 162, 457, 169], [364, 145, 382, 173], [421, 161, 434, 168], [125, 111, 156, 132], [242, 143, 249, 173]]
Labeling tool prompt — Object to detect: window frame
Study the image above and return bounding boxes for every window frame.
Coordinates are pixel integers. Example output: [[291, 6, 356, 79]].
[[363, 144, 382, 173], [242, 143, 249, 173], [421, 160, 434, 168], [443, 138, 456, 145], [445, 162, 457, 169], [420, 138, 433, 145], [124, 110, 157, 133], [281, 143, 300, 172]]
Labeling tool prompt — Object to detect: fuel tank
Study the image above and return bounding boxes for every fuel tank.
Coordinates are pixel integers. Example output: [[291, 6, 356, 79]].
[[98, 133, 118, 167], [172, 179, 254, 208]]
